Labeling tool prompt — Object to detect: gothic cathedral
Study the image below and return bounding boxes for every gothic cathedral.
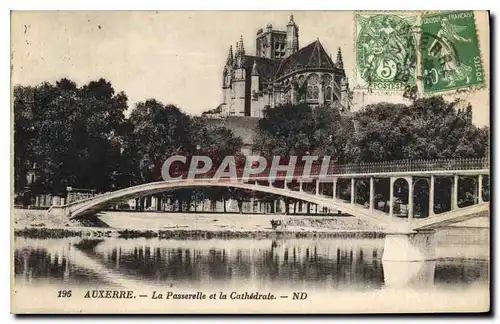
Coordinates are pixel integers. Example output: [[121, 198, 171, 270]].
[[219, 14, 350, 118]]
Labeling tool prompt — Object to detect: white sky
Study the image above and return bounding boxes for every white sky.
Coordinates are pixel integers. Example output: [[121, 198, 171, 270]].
[[11, 11, 489, 126]]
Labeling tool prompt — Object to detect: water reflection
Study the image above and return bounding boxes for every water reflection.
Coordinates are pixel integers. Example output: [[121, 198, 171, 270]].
[[14, 237, 488, 291]]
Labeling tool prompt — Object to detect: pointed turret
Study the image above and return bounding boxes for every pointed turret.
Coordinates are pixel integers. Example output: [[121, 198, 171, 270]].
[[238, 35, 245, 57], [226, 45, 233, 66], [233, 36, 246, 68], [286, 13, 299, 57], [232, 36, 247, 115], [233, 42, 239, 67], [251, 60, 259, 76], [336, 47, 344, 70]]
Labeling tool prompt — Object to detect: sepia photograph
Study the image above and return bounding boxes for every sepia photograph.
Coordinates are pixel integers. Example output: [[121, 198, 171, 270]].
[[10, 10, 490, 314]]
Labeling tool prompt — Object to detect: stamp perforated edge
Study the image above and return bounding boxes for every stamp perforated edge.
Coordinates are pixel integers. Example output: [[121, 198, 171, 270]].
[[353, 11, 420, 97], [352, 10, 488, 99], [418, 10, 488, 98]]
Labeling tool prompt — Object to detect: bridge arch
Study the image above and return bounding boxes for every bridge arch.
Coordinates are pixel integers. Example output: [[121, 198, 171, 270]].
[[55, 180, 398, 228], [413, 178, 430, 218], [392, 178, 409, 217]]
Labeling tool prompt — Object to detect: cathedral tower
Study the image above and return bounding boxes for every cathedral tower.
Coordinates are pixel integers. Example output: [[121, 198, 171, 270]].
[[285, 14, 299, 57]]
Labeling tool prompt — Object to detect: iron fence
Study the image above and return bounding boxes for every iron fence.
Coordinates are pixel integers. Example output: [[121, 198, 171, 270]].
[[188, 157, 489, 180], [322, 157, 489, 175]]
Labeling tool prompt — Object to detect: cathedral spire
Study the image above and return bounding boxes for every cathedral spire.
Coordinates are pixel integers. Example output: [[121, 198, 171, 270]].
[[336, 47, 344, 70], [251, 60, 259, 76], [233, 42, 239, 67], [238, 35, 245, 57], [226, 45, 234, 66], [286, 14, 299, 56]]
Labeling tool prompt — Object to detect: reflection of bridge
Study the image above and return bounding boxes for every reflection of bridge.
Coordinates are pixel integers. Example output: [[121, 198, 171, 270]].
[[48, 158, 490, 261]]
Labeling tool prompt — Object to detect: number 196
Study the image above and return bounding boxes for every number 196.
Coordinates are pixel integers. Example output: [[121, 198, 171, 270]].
[[57, 290, 72, 298]]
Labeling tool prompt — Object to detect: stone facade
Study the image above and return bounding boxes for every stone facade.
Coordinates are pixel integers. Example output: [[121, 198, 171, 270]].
[[217, 14, 351, 118]]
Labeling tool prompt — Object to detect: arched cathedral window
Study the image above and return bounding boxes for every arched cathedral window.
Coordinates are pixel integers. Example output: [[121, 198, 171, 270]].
[[306, 74, 320, 101], [307, 86, 319, 100], [307, 86, 313, 99], [307, 73, 319, 86], [321, 74, 332, 86], [325, 87, 332, 101]]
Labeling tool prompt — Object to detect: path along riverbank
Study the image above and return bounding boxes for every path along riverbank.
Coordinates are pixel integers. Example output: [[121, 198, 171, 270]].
[[12, 208, 489, 240]]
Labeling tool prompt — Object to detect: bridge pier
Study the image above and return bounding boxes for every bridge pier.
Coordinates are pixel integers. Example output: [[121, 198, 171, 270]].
[[383, 260, 436, 287], [407, 176, 414, 220], [389, 177, 395, 217], [382, 231, 436, 262], [350, 178, 355, 204], [332, 178, 337, 199], [478, 174, 483, 203], [369, 177, 374, 211], [429, 175, 435, 217], [452, 174, 459, 210]]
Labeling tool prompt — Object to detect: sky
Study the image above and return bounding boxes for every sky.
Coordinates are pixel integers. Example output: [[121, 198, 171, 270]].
[[11, 11, 489, 126]]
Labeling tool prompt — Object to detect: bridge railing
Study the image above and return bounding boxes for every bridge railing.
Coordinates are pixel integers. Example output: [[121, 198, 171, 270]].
[[321, 157, 489, 175], [184, 157, 489, 180]]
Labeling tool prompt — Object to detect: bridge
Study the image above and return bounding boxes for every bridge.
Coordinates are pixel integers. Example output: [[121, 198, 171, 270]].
[[48, 158, 490, 261]]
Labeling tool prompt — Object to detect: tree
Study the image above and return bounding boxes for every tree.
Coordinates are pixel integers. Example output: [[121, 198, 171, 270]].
[[253, 103, 354, 161], [254, 103, 316, 156], [190, 117, 244, 163], [352, 96, 489, 162], [14, 78, 128, 196], [122, 99, 192, 185], [13, 85, 36, 193], [312, 103, 355, 163]]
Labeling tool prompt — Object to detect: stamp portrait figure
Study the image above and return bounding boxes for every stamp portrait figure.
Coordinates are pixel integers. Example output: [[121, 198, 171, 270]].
[[427, 17, 473, 87], [421, 11, 484, 93], [356, 14, 417, 91]]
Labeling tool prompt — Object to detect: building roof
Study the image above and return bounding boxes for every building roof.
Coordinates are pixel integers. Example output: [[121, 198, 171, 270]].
[[274, 40, 336, 79]]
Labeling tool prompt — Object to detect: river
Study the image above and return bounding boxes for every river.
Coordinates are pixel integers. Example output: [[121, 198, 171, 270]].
[[12, 227, 489, 313]]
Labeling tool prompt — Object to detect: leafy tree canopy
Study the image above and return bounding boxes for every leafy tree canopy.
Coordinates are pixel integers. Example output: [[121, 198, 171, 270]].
[[352, 97, 489, 162], [254, 102, 355, 163], [14, 78, 127, 194]]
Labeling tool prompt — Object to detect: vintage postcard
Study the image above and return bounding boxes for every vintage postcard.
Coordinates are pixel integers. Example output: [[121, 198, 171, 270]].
[[11, 11, 490, 314]]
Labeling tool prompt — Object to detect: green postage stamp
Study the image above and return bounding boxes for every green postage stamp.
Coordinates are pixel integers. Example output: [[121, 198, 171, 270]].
[[421, 11, 484, 93], [356, 14, 418, 91]]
